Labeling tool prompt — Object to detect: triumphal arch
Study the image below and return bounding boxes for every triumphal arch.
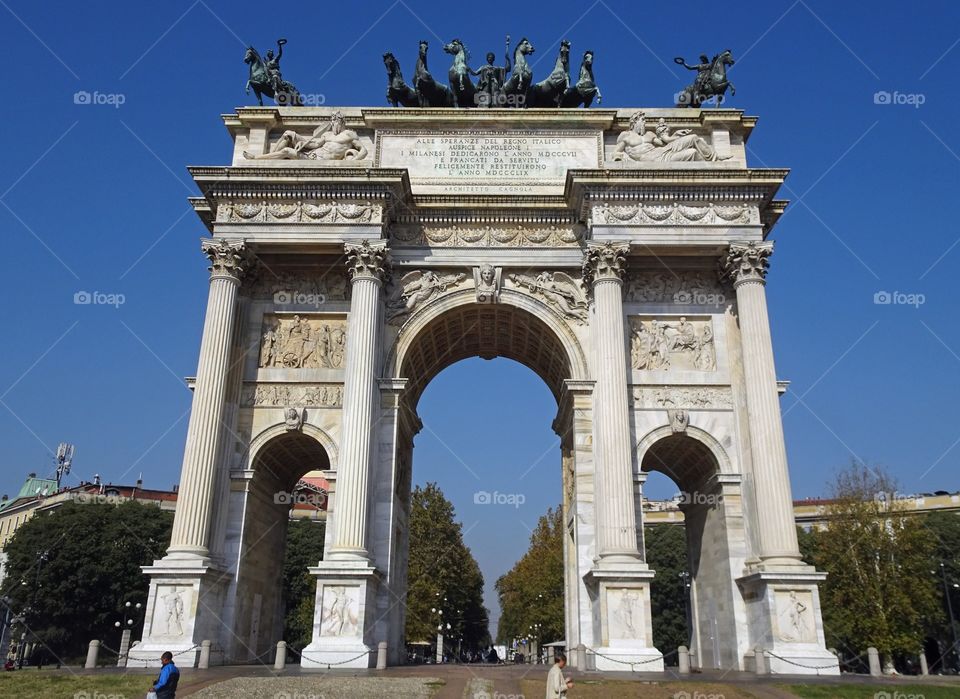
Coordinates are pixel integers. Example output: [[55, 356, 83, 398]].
[[129, 105, 839, 674]]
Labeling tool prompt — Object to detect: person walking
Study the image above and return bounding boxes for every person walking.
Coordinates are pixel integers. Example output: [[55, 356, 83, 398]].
[[149, 651, 180, 699], [546, 652, 573, 698]]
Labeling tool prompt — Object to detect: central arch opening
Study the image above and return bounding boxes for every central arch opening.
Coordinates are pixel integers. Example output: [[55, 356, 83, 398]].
[[389, 299, 582, 662]]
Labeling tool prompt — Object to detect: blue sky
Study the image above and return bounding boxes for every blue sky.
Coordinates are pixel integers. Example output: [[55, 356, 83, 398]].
[[2, 0, 959, 635]]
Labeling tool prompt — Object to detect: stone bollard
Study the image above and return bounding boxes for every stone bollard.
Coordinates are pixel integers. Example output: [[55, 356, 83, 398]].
[[867, 647, 881, 677], [754, 646, 767, 675], [198, 640, 212, 669], [274, 641, 287, 671], [376, 641, 387, 670], [678, 645, 690, 674], [84, 640, 100, 669], [546, 646, 554, 664], [576, 643, 586, 671], [919, 651, 929, 676]]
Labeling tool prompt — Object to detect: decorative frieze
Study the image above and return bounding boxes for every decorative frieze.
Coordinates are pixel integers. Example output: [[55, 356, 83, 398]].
[[247, 270, 350, 303], [386, 269, 468, 324], [390, 223, 584, 247], [216, 200, 382, 225], [593, 201, 759, 226], [258, 315, 347, 369], [631, 386, 733, 410], [242, 383, 344, 408], [624, 269, 727, 305], [629, 317, 716, 371]]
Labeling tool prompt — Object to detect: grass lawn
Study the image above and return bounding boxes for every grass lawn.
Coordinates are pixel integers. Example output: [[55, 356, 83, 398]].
[[0, 669, 157, 699], [521, 678, 753, 698], [787, 684, 956, 699]]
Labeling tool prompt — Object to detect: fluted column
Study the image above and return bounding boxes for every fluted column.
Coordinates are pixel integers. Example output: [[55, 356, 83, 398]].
[[328, 240, 389, 560], [720, 241, 801, 567], [168, 239, 250, 558], [583, 242, 641, 561]]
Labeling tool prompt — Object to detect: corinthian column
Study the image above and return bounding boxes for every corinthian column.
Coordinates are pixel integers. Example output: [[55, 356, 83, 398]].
[[582, 242, 641, 562], [720, 241, 802, 567], [328, 240, 390, 560], [167, 239, 250, 559]]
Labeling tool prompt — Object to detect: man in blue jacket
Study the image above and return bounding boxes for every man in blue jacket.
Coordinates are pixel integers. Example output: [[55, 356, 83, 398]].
[[151, 651, 180, 699]]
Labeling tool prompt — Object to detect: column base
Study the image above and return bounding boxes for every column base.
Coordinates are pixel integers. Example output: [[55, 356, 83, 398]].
[[127, 556, 230, 668], [584, 565, 662, 672], [299, 560, 380, 670], [737, 570, 839, 676]]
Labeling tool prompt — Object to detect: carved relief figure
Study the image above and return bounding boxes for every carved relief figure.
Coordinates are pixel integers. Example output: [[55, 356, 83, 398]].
[[509, 271, 588, 323], [321, 586, 359, 637], [634, 387, 733, 410], [248, 270, 350, 303], [473, 264, 502, 303], [611, 589, 641, 639], [160, 590, 185, 636], [667, 407, 689, 433], [387, 269, 467, 323], [631, 318, 716, 371], [243, 383, 343, 408], [778, 591, 813, 643], [244, 111, 368, 161], [612, 111, 730, 163], [258, 316, 348, 369], [284, 406, 304, 431], [625, 270, 722, 304]]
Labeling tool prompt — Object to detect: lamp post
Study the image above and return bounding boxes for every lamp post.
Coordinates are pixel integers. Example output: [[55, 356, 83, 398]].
[[431, 593, 450, 664], [114, 601, 143, 667], [679, 570, 692, 643], [938, 562, 959, 670]]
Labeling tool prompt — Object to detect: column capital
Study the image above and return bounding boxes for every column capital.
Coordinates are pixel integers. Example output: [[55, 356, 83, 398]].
[[719, 241, 773, 287], [201, 238, 251, 282], [345, 240, 391, 284], [582, 241, 629, 287]]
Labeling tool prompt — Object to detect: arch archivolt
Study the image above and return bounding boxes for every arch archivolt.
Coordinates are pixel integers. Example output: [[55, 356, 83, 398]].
[[635, 423, 734, 480], [384, 284, 590, 403], [245, 420, 339, 472]]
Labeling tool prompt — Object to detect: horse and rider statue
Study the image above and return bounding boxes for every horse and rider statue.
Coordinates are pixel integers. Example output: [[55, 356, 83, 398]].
[[244, 38, 302, 106], [674, 49, 736, 107]]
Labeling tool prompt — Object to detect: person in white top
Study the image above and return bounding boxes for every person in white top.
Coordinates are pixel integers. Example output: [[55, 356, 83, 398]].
[[546, 652, 574, 699]]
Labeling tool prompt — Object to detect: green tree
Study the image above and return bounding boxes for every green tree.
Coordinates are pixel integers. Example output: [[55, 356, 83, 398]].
[[405, 483, 489, 653], [923, 511, 960, 669], [811, 462, 941, 668], [1, 500, 173, 661], [281, 518, 326, 649], [495, 506, 564, 647], [645, 524, 689, 652]]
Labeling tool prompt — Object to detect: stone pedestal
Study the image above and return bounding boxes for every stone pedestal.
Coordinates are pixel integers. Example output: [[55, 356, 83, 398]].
[[300, 562, 379, 669], [588, 568, 663, 671], [738, 571, 839, 675]]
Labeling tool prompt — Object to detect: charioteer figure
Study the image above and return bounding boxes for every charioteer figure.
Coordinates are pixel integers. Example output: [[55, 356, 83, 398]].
[[472, 36, 512, 107]]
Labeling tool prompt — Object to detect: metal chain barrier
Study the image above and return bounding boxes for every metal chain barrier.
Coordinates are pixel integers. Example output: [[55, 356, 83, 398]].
[[763, 649, 841, 674], [584, 646, 677, 672], [289, 646, 375, 668]]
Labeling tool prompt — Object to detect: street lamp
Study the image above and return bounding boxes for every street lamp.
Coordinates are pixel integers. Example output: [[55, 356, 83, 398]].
[[936, 562, 959, 671], [114, 601, 143, 667]]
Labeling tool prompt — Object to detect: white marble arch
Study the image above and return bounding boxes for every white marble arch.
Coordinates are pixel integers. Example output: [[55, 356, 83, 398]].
[[221, 423, 336, 661], [373, 286, 594, 665], [244, 421, 340, 472], [634, 423, 751, 670], [384, 287, 591, 390]]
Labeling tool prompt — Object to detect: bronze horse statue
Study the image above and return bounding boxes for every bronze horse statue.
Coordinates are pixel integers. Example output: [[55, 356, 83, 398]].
[[383, 52, 418, 107], [443, 39, 476, 108], [414, 40, 454, 107], [528, 40, 570, 108], [501, 37, 535, 105], [561, 49, 601, 107], [244, 44, 302, 106], [675, 49, 736, 107]]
